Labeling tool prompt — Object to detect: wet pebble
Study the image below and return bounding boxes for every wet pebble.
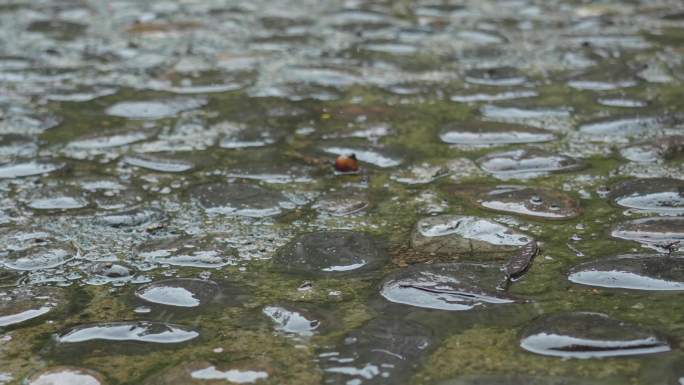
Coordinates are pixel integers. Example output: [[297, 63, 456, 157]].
[[191, 182, 292, 217], [440, 122, 555, 146], [135, 279, 219, 307], [105, 98, 206, 120], [520, 312, 670, 358], [611, 217, 684, 246], [411, 215, 530, 256], [470, 185, 581, 220], [608, 178, 684, 215], [380, 263, 517, 311], [273, 231, 386, 275], [57, 321, 199, 344], [123, 154, 194, 173], [568, 254, 684, 290], [476, 149, 582, 179], [0, 160, 64, 179]]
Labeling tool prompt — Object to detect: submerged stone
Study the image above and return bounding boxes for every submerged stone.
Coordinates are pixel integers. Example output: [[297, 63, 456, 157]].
[[191, 182, 292, 217], [472, 185, 581, 220], [136, 235, 237, 269], [439, 122, 555, 146], [321, 317, 432, 385], [273, 231, 386, 275], [123, 154, 194, 173], [105, 98, 206, 120], [476, 149, 582, 179], [26, 367, 104, 385], [611, 217, 684, 245], [57, 321, 199, 344], [608, 178, 684, 214], [568, 254, 684, 290], [520, 312, 670, 358], [380, 263, 517, 311], [0, 286, 63, 327], [411, 215, 530, 256], [135, 279, 219, 307]]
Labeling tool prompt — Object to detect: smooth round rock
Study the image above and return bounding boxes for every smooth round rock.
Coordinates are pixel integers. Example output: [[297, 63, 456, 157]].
[[26, 367, 104, 385], [57, 321, 199, 344], [609, 178, 684, 214], [439, 122, 555, 146], [568, 254, 684, 290], [380, 263, 517, 311], [135, 279, 219, 307], [273, 231, 386, 275], [477, 149, 582, 179], [191, 182, 292, 217], [474, 185, 581, 220], [411, 215, 531, 256], [520, 312, 670, 358]]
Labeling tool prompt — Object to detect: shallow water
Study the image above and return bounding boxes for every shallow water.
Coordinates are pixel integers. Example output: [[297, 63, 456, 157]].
[[1, 0, 684, 384]]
